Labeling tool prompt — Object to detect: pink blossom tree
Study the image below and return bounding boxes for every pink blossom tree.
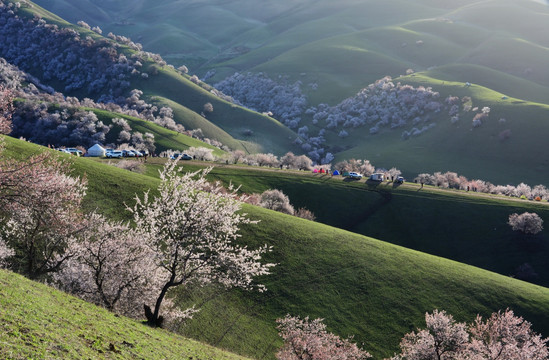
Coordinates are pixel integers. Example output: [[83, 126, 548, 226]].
[[391, 310, 469, 360], [468, 309, 549, 359], [508, 212, 544, 235], [128, 161, 275, 326], [391, 309, 549, 360], [276, 315, 371, 360], [0, 155, 87, 279], [55, 213, 155, 315], [0, 86, 13, 135]]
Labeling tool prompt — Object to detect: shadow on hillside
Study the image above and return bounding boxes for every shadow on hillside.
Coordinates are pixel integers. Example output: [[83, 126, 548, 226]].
[[391, 182, 403, 189], [365, 180, 385, 189], [342, 177, 362, 183]]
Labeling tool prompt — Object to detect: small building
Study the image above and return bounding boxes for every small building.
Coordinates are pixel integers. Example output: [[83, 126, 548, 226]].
[[370, 173, 384, 182], [87, 144, 106, 157]]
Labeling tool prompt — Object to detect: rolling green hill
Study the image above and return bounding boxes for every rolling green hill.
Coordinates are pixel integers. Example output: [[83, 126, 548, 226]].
[[8, 0, 298, 156], [82, 107, 226, 156], [28, 0, 549, 188], [0, 269, 249, 360], [4, 136, 549, 359]]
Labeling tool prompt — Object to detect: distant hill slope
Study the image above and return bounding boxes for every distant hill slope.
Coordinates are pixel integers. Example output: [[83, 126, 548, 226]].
[[35, 0, 549, 102], [0, 269, 249, 360], [29, 0, 549, 187], [2, 0, 298, 155], [4, 136, 549, 359]]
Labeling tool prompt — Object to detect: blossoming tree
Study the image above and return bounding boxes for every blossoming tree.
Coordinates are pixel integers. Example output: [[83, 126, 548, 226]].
[[276, 315, 371, 360], [128, 161, 275, 326]]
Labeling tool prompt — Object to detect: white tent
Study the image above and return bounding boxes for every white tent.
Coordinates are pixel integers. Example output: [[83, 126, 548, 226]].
[[87, 144, 106, 157]]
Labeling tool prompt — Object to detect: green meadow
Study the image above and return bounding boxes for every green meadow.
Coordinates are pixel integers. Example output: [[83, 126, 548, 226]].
[[4, 137, 549, 358]]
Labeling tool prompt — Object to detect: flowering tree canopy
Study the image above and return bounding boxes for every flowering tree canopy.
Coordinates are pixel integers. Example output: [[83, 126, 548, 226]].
[[0, 153, 87, 280], [55, 213, 154, 315], [276, 315, 371, 360], [391, 309, 549, 360], [508, 212, 544, 235], [0, 85, 13, 134], [128, 160, 275, 326], [468, 309, 549, 360], [392, 310, 469, 360]]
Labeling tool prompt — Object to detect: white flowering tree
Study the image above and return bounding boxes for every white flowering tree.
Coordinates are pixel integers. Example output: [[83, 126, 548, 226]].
[[276, 315, 371, 360], [128, 161, 274, 326], [55, 213, 154, 316], [0, 154, 87, 280], [508, 212, 544, 235]]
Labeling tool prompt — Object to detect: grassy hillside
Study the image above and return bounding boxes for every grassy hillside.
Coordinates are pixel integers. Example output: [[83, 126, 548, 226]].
[[139, 160, 549, 289], [330, 75, 549, 186], [0, 269, 248, 360], [24, 0, 549, 186], [11, 0, 298, 156], [87, 108, 226, 156], [137, 66, 298, 155], [4, 137, 549, 359]]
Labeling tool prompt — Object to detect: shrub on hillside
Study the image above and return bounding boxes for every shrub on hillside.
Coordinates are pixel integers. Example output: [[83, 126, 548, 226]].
[[112, 160, 145, 173], [508, 212, 544, 235], [259, 189, 295, 215], [295, 208, 316, 221]]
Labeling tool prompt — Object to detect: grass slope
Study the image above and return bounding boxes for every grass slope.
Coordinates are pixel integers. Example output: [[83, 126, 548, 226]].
[[14, 0, 298, 156], [142, 161, 549, 289], [0, 269, 248, 360], [331, 74, 549, 186], [84, 107, 225, 156], [24, 0, 549, 186], [4, 137, 549, 359]]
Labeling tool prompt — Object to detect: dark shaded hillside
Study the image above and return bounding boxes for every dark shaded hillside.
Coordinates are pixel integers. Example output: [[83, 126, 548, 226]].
[[168, 164, 549, 289]]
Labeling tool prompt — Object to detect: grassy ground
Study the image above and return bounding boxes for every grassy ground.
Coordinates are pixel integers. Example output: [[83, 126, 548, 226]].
[[140, 160, 549, 289], [5, 138, 549, 359], [0, 270, 249, 360]]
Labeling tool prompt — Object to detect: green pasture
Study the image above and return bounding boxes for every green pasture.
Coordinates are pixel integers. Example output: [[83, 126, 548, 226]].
[[0, 270, 249, 360], [4, 136, 549, 359]]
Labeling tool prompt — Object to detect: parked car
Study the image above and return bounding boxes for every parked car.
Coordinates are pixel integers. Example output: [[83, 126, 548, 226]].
[[171, 153, 193, 160], [65, 148, 83, 156], [370, 173, 384, 182], [107, 150, 123, 158], [122, 150, 137, 157], [133, 150, 143, 157], [348, 172, 363, 180]]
